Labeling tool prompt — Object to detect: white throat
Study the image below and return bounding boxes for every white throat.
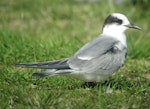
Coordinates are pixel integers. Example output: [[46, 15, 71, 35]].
[[102, 25, 127, 47]]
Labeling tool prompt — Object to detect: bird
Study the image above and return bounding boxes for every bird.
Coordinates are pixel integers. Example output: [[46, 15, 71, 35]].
[[14, 13, 141, 82]]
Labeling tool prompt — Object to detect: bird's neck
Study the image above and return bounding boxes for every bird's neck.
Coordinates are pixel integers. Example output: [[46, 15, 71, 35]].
[[102, 26, 127, 47]]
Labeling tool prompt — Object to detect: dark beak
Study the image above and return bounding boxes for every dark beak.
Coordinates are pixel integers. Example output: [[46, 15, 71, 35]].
[[125, 24, 142, 30]]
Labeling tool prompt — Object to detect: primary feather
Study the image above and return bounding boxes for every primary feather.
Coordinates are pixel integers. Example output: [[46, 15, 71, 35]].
[[14, 58, 70, 69]]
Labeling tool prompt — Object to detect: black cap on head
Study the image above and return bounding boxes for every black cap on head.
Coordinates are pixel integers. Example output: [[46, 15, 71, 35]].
[[103, 15, 123, 27]]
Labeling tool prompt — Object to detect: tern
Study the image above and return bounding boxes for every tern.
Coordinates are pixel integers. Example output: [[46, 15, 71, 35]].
[[14, 13, 141, 82]]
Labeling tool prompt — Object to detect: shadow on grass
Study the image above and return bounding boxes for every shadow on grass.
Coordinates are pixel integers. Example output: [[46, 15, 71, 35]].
[[80, 77, 145, 90]]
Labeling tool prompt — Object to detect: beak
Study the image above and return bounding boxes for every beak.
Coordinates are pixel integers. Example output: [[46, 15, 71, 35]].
[[125, 24, 142, 30]]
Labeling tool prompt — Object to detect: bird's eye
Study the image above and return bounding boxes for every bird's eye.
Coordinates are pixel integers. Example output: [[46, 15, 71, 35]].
[[113, 18, 122, 24]]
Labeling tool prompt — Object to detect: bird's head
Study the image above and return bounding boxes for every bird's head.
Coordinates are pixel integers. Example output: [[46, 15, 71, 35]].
[[102, 13, 142, 35]]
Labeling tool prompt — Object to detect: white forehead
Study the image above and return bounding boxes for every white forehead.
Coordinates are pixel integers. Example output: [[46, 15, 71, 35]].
[[111, 13, 130, 24]]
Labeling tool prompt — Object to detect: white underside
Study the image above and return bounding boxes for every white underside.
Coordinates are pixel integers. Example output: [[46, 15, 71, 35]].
[[67, 71, 113, 82]]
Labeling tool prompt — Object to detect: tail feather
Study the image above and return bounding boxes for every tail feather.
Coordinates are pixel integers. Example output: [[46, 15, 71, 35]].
[[14, 58, 70, 69], [32, 69, 72, 78], [32, 72, 54, 78]]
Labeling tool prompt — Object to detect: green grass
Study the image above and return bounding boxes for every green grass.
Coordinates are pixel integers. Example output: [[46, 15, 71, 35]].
[[0, 0, 150, 109]]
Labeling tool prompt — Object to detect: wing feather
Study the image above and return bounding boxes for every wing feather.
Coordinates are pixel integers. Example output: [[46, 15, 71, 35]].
[[68, 35, 127, 72], [14, 58, 70, 69]]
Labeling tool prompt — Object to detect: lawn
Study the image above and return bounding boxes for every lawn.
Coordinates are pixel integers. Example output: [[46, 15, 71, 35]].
[[0, 0, 150, 109]]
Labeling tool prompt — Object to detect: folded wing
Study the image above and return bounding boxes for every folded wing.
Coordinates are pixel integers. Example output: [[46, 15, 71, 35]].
[[68, 35, 127, 72]]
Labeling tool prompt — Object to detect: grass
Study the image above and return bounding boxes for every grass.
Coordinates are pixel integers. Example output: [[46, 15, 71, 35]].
[[0, 0, 150, 108]]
